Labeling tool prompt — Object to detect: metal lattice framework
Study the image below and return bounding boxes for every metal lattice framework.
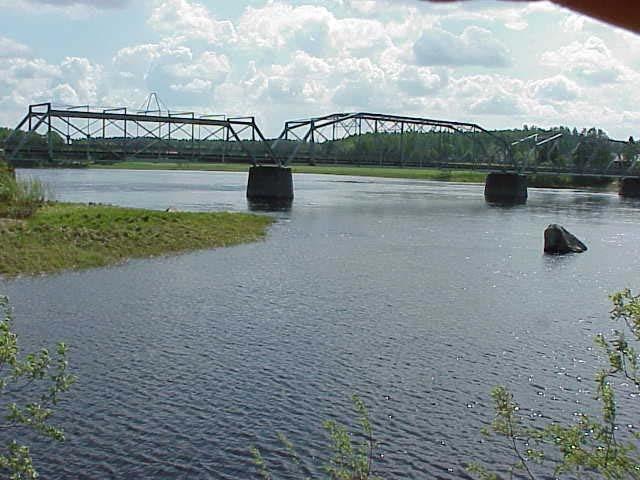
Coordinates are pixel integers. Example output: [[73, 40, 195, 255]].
[[4, 102, 279, 166], [271, 112, 514, 169], [509, 132, 640, 176]]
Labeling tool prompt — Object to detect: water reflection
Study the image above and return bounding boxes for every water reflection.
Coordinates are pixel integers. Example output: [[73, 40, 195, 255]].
[[247, 198, 293, 212]]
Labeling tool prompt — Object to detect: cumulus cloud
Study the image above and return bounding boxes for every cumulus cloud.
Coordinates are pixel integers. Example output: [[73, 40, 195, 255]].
[[235, 3, 332, 53], [148, 0, 236, 44], [0, 36, 30, 58], [530, 75, 581, 102], [540, 36, 626, 85], [0, 52, 105, 128], [469, 94, 526, 115], [413, 26, 510, 67]]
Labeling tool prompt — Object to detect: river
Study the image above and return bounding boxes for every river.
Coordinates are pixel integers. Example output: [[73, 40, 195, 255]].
[[3, 168, 640, 479]]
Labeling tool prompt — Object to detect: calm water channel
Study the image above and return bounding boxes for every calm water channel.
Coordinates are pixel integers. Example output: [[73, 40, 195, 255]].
[[3, 168, 640, 479]]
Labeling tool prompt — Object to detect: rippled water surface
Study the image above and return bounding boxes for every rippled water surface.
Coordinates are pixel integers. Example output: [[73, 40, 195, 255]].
[[4, 168, 640, 479]]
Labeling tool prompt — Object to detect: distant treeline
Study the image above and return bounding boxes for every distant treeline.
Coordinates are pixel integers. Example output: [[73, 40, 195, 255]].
[[1, 125, 638, 171]]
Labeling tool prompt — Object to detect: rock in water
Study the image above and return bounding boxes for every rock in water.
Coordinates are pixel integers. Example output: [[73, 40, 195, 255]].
[[544, 224, 587, 254]]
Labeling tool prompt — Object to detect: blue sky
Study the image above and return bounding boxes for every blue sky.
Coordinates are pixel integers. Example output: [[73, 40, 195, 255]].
[[1, 0, 639, 138]]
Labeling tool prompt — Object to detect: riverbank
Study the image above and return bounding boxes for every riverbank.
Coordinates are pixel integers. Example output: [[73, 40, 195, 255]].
[[0, 203, 273, 277], [93, 161, 486, 182], [91, 162, 617, 189]]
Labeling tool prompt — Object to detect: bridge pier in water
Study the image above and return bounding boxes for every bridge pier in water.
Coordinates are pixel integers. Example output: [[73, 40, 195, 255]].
[[619, 177, 640, 198], [246, 166, 294, 203], [484, 172, 528, 204]]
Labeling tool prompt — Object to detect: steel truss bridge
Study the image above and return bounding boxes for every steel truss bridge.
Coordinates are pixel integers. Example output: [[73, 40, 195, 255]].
[[4, 103, 638, 178], [272, 112, 513, 169], [4, 103, 279, 166]]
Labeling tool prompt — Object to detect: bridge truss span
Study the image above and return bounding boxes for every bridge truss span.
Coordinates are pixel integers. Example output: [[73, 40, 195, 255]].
[[4, 102, 279, 166], [272, 112, 514, 169]]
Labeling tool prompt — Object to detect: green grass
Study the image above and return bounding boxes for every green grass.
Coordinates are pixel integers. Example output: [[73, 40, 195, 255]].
[[0, 203, 273, 277], [92, 161, 618, 189]]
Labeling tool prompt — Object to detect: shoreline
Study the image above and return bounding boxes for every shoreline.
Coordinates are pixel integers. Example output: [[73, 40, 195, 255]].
[[0, 202, 273, 277], [88, 162, 618, 190]]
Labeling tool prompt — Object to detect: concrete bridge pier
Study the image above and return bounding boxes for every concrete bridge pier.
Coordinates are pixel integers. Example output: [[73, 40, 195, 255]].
[[247, 165, 294, 202], [484, 172, 528, 204], [619, 177, 640, 198]]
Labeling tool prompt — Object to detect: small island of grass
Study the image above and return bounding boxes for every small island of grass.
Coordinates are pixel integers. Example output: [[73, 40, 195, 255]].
[[0, 204, 273, 277], [0, 161, 273, 277]]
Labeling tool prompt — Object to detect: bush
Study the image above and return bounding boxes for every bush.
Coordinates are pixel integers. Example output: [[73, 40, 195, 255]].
[[251, 394, 381, 480], [0, 296, 74, 479], [0, 172, 50, 219], [253, 290, 640, 479], [470, 289, 640, 479]]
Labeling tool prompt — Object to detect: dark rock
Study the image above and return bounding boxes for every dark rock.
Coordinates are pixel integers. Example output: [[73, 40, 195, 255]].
[[544, 224, 587, 254]]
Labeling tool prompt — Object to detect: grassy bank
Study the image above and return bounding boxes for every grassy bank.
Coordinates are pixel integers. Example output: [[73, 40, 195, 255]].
[[92, 161, 616, 189], [0, 203, 273, 277]]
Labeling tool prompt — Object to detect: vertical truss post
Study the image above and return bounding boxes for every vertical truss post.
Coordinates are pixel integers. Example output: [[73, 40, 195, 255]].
[[310, 120, 316, 165], [400, 122, 405, 167], [223, 126, 229, 163], [123, 112, 128, 160], [191, 120, 195, 162], [47, 107, 53, 163]]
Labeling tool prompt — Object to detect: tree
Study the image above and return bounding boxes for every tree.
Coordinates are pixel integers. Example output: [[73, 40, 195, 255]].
[[622, 137, 638, 165], [470, 290, 640, 480], [0, 296, 74, 479], [251, 394, 381, 480]]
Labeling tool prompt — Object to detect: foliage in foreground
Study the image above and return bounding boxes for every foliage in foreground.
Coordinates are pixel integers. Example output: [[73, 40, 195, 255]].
[[253, 290, 640, 479], [251, 394, 381, 480], [0, 203, 273, 276], [0, 296, 74, 479], [470, 289, 640, 480], [0, 166, 48, 219]]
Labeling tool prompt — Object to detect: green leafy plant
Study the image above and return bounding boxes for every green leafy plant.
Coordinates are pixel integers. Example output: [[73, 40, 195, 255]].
[[470, 289, 640, 480], [251, 394, 382, 480], [0, 296, 75, 479], [0, 172, 49, 219]]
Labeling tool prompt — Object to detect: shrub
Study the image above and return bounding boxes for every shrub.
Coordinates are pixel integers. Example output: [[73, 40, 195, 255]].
[[0, 173, 50, 219], [251, 394, 382, 480], [0, 296, 74, 479], [470, 289, 640, 479]]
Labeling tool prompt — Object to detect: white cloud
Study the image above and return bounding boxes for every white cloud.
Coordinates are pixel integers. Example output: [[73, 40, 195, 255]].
[[148, 0, 236, 44], [113, 42, 192, 80], [530, 75, 581, 102], [562, 13, 585, 32], [469, 93, 526, 115], [0, 54, 105, 126], [235, 2, 332, 54], [170, 78, 212, 94], [0, 36, 30, 58], [540, 36, 626, 85], [59, 57, 103, 102], [413, 26, 511, 67]]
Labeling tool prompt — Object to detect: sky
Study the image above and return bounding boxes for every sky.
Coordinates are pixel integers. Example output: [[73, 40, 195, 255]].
[[0, 0, 639, 138]]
